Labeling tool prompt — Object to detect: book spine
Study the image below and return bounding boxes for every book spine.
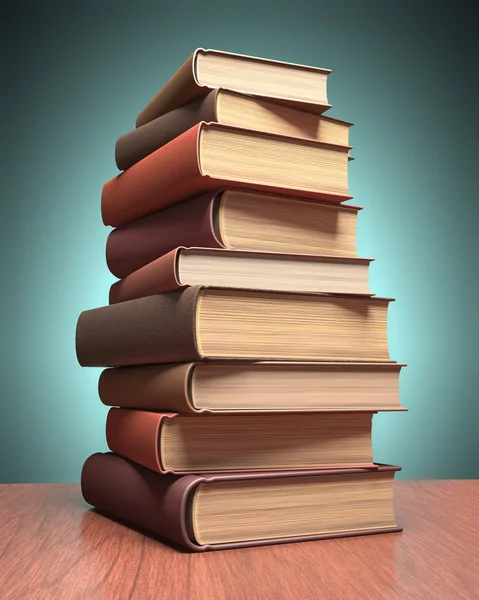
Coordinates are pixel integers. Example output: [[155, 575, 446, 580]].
[[101, 124, 206, 227], [106, 408, 174, 474], [116, 90, 218, 171], [81, 452, 201, 551], [109, 249, 182, 304], [135, 52, 198, 128], [105, 190, 223, 278], [75, 287, 201, 367], [99, 363, 195, 412]]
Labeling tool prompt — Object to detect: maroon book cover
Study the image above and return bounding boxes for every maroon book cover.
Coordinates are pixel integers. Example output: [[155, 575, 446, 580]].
[[105, 189, 362, 279], [81, 452, 402, 552], [106, 191, 223, 278]]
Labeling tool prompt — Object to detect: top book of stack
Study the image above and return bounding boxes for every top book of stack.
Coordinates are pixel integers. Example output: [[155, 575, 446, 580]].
[[102, 50, 351, 227], [135, 48, 332, 128]]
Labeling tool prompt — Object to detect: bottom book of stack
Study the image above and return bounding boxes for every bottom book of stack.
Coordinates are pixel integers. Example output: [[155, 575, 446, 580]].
[[82, 453, 401, 552]]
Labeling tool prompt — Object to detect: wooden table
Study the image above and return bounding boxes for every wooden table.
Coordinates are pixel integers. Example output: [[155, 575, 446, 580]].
[[0, 482, 478, 599]]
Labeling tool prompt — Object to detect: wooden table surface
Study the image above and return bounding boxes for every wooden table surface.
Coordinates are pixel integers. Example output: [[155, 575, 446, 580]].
[[0, 481, 478, 600]]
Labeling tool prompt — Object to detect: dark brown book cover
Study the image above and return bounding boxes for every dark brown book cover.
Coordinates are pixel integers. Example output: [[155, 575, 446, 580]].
[[76, 288, 199, 367], [81, 452, 402, 552], [105, 408, 376, 474], [105, 190, 363, 279], [116, 90, 218, 171], [101, 123, 352, 227], [98, 361, 406, 414], [75, 287, 393, 367]]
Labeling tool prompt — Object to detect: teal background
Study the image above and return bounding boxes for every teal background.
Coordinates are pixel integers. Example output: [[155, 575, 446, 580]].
[[1, 1, 477, 482]]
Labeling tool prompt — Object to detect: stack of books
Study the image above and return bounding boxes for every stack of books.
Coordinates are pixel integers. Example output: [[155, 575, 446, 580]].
[[76, 49, 405, 552]]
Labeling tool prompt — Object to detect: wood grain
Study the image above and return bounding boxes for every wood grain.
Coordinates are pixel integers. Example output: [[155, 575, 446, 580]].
[[0, 481, 478, 599]]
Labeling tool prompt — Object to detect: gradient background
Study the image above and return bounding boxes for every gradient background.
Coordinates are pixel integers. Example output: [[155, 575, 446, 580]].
[[1, 0, 477, 482]]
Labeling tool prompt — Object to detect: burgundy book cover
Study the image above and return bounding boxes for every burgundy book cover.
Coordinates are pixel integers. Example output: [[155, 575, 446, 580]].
[[81, 452, 402, 552], [75, 287, 393, 367], [101, 123, 352, 227], [116, 90, 218, 171], [105, 407, 376, 474], [106, 190, 222, 279], [105, 189, 362, 279]]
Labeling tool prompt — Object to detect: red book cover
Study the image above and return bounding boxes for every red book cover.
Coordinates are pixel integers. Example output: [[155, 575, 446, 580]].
[[101, 123, 352, 227]]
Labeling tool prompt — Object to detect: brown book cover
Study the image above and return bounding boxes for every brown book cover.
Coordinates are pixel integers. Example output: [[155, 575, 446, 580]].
[[135, 49, 332, 128], [116, 91, 217, 171], [98, 362, 406, 414], [105, 190, 363, 279], [81, 452, 402, 552], [105, 408, 376, 474], [108, 247, 373, 305], [75, 287, 393, 367], [99, 363, 195, 412], [76, 288, 200, 367], [118, 89, 353, 171], [101, 123, 352, 227]]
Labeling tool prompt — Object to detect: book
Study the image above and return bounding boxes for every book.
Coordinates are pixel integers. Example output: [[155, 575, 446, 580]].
[[82, 453, 402, 551], [106, 408, 376, 473], [101, 123, 352, 227], [118, 89, 352, 171], [98, 362, 405, 413], [76, 287, 393, 367], [136, 49, 332, 128], [109, 247, 373, 304], [106, 190, 361, 278]]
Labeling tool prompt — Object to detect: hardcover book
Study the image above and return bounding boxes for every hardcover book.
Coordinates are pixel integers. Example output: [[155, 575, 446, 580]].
[[118, 89, 351, 170], [99, 361, 405, 413], [106, 189, 361, 278], [76, 287, 393, 367], [82, 453, 402, 552], [108, 247, 373, 304], [136, 48, 332, 128], [106, 408, 376, 473], [101, 123, 352, 227]]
